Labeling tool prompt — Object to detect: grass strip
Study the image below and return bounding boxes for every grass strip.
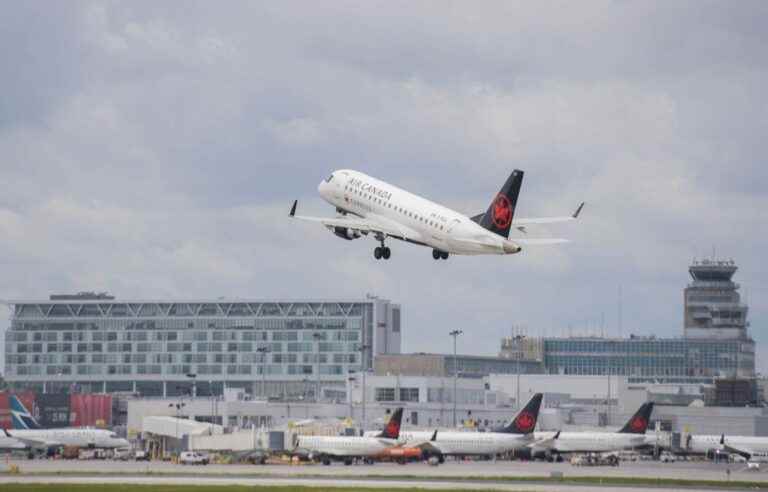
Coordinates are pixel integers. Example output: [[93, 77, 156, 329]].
[[0, 486, 507, 492]]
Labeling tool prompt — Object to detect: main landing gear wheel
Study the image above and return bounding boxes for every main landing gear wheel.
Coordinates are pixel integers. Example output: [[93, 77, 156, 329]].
[[432, 250, 449, 260], [374, 246, 391, 260]]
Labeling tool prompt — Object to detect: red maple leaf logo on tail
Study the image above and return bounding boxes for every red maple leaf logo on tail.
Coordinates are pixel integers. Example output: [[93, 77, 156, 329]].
[[514, 411, 535, 433], [630, 416, 647, 432], [383, 419, 399, 437], [492, 194, 512, 229]]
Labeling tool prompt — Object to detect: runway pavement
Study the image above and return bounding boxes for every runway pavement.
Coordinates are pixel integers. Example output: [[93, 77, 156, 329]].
[[1, 458, 765, 491], [0, 458, 764, 481]]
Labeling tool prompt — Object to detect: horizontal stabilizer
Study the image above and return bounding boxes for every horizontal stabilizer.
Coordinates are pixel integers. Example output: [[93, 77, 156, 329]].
[[514, 238, 570, 246]]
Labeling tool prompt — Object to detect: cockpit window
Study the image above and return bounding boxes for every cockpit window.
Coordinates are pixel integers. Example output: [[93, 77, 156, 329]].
[[325, 174, 334, 183]]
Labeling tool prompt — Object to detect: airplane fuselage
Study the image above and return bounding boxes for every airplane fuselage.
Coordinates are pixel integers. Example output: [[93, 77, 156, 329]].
[[10, 428, 129, 449], [296, 435, 396, 458], [535, 431, 647, 454], [399, 430, 532, 456], [690, 434, 768, 462], [318, 170, 521, 256]]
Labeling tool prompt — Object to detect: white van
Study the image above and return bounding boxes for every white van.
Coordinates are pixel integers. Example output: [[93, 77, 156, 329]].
[[179, 451, 209, 465]]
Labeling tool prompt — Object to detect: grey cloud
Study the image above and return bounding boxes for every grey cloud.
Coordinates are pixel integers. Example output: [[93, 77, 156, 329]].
[[1, 1, 766, 371]]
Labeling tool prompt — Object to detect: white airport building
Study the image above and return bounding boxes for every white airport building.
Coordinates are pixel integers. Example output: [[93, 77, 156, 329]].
[[4, 293, 401, 399]]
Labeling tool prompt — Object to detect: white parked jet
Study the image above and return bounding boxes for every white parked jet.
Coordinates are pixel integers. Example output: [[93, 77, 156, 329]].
[[295, 408, 404, 465], [291, 170, 583, 260], [396, 393, 544, 462], [6, 395, 129, 450], [714, 434, 768, 464], [0, 430, 26, 451], [534, 402, 654, 458]]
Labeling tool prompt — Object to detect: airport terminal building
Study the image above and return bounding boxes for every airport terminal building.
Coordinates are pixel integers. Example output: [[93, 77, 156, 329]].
[[3, 294, 401, 399], [500, 258, 756, 383]]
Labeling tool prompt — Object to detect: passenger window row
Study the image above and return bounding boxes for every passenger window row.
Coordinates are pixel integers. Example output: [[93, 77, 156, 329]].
[[344, 185, 445, 231]]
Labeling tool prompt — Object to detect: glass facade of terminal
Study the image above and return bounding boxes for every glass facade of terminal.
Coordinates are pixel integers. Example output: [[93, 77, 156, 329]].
[[541, 337, 755, 383], [4, 297, 401, 398], [499, 258, 757, 384]]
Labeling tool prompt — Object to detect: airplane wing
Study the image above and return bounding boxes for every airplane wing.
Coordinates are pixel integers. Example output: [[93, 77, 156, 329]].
[[5, 435, 56, 448], [720, 435, 754, 460], [289, 201, 411, 239], [403, 429, 440, 451], [528, 430, 560, 449], [723, 442, 754, 460]]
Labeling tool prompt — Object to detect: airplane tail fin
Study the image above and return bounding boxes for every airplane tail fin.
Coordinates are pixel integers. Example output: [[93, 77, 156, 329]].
[[475, 170, 524, 238], [377, 407, 404, 439], [497, 393, 543, 434], [618, 402, 654, 434], [9, 395, 42, 430]]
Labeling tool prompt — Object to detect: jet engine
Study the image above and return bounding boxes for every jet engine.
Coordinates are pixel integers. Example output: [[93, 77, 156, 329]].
[[333, 227, 362, 240]]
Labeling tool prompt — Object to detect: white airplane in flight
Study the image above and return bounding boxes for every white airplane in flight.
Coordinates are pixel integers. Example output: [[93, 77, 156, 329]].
[[295, 408, 405, 465], [290, 169, 583, 260], [533, 402, 654, 459], [6, 395, 129, 450], [395, 393, 544, 462]]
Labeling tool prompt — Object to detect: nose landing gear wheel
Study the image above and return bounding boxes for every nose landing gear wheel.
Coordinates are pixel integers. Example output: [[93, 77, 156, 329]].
[[432, 249, 441, 260], [440, 252, 449, 260], [374, 247, 383, 259]]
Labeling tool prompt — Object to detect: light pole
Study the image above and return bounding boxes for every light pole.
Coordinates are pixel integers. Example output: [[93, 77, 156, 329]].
[[516, 340, 521, 411], [312, 333, 323, 403], [449, 329, 463, 428], [168, 399, 186, 454], [257, 347, 271, 399], [347, 375, 356, 421], [208, 380, 214, 434], [186, 373, 197, 398], [356, 343, 371, 432]]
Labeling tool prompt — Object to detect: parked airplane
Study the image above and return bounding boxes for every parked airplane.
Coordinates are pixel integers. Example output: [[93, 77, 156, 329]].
[[291, 170, 583, 260], [0, 429, 26, 451], [534, 402, 654, 458], [716, 434, 768, 464], [394, 393, 544, 462], [295, 408, 405, 465], [6, 395, 129, 450]]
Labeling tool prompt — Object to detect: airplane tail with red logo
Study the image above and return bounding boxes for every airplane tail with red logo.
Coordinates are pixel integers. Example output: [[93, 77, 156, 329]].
[[377, 407, 404, 439], [471, 170, 524, 238], [618, 402, 654, 434], [496, 393, 543, 434]]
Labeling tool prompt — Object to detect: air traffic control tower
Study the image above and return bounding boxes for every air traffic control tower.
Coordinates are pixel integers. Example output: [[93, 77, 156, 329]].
[[684, 258, 750, 340]]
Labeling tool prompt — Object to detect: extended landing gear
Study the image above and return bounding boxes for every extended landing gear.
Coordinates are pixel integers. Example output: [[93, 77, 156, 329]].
[[374, 246, 391, 260], [432, 249, 449, 260]]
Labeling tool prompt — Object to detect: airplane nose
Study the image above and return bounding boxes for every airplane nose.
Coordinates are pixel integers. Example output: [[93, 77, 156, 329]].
[[317, 181, 325, 196]]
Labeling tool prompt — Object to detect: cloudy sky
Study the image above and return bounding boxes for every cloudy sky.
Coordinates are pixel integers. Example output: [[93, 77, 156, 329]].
[[1, 1, 766, 372]]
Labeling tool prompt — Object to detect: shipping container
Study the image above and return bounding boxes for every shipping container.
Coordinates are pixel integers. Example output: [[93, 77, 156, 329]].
[[38, 393, 70, 428], [70, 394, 112, 427]]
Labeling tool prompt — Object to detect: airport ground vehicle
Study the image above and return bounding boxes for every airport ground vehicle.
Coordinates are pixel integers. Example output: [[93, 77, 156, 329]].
[[134, 450, 150, 461], [660, 451, 677, 463], [570, 453, 620, 466], [179, 451, 209, 465]]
